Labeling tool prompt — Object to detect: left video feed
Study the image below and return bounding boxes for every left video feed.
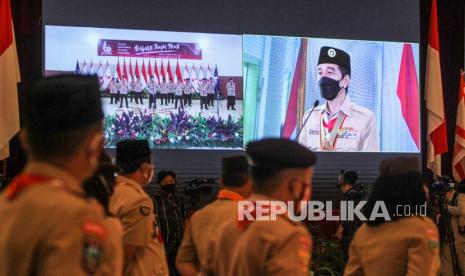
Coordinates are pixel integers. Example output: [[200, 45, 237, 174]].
[[44, 25, 243, 149]]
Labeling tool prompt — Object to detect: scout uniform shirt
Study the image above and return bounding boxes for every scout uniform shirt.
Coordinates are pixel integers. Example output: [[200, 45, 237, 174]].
[[109, 175, 169, 276], [134, 80, 143, 93], [226, 81, 235, 96], [207, 82, 215, 95], [103, 216, 124, 276], [204, 195, 312, 276], [298, 95, 379, 152], [120, 79, 129, 95], [183, 83, 192, 95], [199, 83, 208, 97], [110, 81, 118, 94], [0, 162, 114, 276], [160, 83, 168, 95], [344, 216, 440, 276], [175, 83, 183, 96], [176, 189, 244, 270], [148, 81, 158, 95]]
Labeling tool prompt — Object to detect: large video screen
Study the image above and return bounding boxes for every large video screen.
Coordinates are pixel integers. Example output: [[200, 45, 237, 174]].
[[45, 25, 243, 149], [243, 35, 420, 153]]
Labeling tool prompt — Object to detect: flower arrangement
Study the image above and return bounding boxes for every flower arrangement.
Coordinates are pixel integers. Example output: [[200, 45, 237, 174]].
[[103, 108, 243, 149]]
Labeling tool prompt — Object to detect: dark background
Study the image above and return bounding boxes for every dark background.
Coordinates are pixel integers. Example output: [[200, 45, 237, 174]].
[[4, 0, 464, 201]]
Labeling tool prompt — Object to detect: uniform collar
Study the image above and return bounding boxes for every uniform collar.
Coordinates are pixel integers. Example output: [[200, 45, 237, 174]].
[[322, 94, 353, 117], [23, 161, 84, 195], [116, 175, 143, 190], [247, 194, 305, 225], [217, 189, 244, 201]]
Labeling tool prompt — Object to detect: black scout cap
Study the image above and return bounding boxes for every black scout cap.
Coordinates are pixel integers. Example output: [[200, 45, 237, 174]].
[[318, 46, 351, 75], [116, 140, 151, 172], [26, 75, 103, 133], [222, 155, 250, 178], [246, 138, 317, 172]]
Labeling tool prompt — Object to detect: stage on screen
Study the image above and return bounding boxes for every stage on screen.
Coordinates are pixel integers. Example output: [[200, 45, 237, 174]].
[[44, 25, 243, 150]]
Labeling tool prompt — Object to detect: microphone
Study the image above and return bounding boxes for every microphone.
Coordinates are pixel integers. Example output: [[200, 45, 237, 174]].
[[295, 100, 319, 141]]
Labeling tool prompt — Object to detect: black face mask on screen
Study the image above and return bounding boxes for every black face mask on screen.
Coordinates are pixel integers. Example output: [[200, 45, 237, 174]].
[[319, 76, 342, 101]]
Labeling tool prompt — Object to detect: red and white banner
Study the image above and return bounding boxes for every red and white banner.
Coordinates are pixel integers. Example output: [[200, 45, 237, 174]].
[[425, 0, 448, 176], [97, 39, 202, 59], [453, 71, 465, 181], [397, 43, 420, 150], [0, 0, 21, 160]]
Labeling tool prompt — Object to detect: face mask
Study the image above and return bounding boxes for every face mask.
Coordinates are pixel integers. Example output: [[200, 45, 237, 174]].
[[319, 76, 342, 101], [161, 183, 176, 194], [143, 167, 154, 185], [290, 180, 310, 214]]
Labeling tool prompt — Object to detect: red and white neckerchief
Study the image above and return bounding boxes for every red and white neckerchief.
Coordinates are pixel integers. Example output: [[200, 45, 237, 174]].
[[320, 109, 346, 150]]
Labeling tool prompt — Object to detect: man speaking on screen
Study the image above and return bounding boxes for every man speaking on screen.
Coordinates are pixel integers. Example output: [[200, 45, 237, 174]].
[[298, 46, 379, 152]]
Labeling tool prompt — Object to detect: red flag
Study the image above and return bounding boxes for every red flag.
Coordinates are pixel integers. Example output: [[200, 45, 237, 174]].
[[167, 60, 173, 81], [154, 60, 160, 83], [453, 71, 465, 181], [116, 58, 122, 80], [426, 0, 448, 176], [141, 59, 148, 83], [148, 59, 153, 78], [282, 39, 307, 138], [123, 59, 128, 80], [161, 61, 166, 82], [0, 0, 21, 160], [176, 61, 183, 83], [135, 59, 140, 78], [396, 43, 420, 149], [129, 59, 134, 80]]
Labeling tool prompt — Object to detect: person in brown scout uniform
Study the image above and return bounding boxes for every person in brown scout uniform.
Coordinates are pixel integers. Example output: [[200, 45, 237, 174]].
[[204, 138, 316, 276], [176, 155, 253, 275], [298, 46, 379, 152], [344, 157, 440, 276], [0, 75, 114, 275], [109, 140, 169, 276], [83, 154, 124, 276]]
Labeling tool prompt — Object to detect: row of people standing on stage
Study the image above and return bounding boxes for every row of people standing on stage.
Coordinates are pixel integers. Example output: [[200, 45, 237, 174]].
[[108, 76, 237, 111]]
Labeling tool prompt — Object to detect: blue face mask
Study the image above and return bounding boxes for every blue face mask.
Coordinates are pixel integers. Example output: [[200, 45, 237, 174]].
[[319, 76, 342, 101]]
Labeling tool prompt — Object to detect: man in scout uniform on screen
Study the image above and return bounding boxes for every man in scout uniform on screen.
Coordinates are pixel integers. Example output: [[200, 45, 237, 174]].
[[298, 46, 379, 152]]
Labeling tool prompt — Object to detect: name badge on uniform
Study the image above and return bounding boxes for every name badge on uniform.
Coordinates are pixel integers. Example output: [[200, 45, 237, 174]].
[[308, 124, 320, 135], [337, 127, 358, 139]]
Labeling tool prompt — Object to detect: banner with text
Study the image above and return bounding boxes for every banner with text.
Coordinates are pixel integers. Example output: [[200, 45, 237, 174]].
[[97, 39, 202, 59]]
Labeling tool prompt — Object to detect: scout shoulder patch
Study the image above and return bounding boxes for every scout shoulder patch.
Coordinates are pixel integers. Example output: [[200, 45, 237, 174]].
[[425, 228, 439, 250], [81, 222, 108, 273], [298, 235, 312, 272], [140, 205, 151, 216]]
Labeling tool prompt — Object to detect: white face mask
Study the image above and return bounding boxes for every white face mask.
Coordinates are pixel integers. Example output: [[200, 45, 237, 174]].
[[87, 133, 103, 175], [142, 165, 154, 185]]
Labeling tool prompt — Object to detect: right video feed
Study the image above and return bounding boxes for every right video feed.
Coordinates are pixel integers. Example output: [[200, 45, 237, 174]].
[[243, 35, 420, 153]]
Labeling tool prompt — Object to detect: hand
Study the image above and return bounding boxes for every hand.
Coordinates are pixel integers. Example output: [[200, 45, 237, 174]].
[[335, 225, 343, 240]]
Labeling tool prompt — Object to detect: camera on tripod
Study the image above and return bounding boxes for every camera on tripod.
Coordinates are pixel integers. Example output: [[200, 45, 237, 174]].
[[183, 178, 216, 196], [346, 182, 367, 199], [431, 176, 455, 195]]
